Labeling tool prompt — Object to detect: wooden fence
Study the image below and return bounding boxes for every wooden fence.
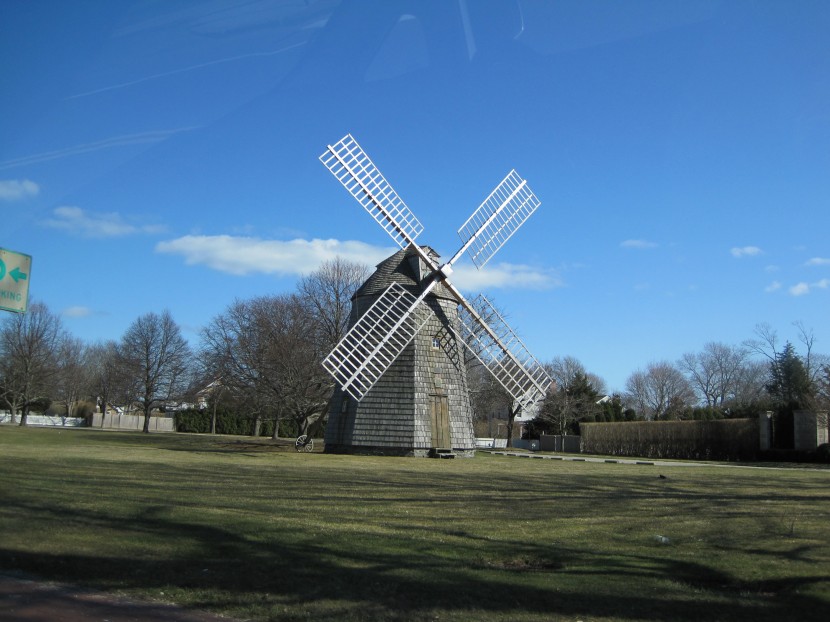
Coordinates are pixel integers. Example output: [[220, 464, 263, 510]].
[[91, 412, 175, 432]]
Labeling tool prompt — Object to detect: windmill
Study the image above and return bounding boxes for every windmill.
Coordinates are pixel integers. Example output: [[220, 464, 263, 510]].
[[319, 134, 551, 456]]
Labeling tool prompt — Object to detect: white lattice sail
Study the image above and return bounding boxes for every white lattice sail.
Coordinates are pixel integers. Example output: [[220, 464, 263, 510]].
[[319, 134, 550, 412], [456, 170, 541, 269], [457, 295, 551, 410], [322, 283, 431, 401], [320, 134, 424, 249]]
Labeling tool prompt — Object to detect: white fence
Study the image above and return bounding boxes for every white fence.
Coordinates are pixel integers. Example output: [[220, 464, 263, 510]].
[[91, 412, 175, 432], [475, 437, 508, 449], [0, 413, 85, 427]]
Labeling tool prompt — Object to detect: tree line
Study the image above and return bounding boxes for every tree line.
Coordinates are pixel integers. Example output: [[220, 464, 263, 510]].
[[0, 258, 367, 436], [526, 322, 830, 439], [2, 256, 828, 440]]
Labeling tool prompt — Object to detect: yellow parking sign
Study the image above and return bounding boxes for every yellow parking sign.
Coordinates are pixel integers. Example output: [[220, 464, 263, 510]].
[[0, 247, 32, 313]]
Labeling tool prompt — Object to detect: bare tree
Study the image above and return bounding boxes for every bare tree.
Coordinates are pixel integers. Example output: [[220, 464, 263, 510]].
[[53, 336, 88, 420], [679, 342, 751, 408], [744, 322, 781, 363], [793, 321, 830, 387], [0, 302, 64, 425], [625, 361, 695, 420], [468, 362, 518, 441], [201, 299, 264, 435], [85, 340, 125, 426], [732, 359, 769, 408], [119, 310, 191, 433], [201, 294, 331, 438], [298, 257, 369, 351], [535, 356, 605, 435]]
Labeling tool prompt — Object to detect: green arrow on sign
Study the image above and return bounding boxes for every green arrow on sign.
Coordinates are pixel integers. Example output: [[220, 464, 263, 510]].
[[0, 247, 32, 314], [10, 267, 27, 283]]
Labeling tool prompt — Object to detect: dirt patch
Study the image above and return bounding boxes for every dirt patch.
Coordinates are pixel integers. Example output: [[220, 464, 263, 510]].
[[0, 574, 238, 622]]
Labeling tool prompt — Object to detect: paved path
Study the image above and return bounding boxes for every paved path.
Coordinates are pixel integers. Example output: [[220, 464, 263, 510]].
[[486, 450, 809, 470], [0, 574, 236, 622]]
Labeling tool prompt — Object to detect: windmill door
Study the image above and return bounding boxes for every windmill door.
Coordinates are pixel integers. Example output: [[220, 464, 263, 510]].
[[430, 394, 451, 448]]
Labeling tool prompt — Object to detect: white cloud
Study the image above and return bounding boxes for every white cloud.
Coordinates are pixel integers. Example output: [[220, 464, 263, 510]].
[[41, 206, 166, 238], [786, 279, 830, 296], [0, 179, 39, 201], [806, 257, 830, 266], [789, 282, 810, 296], [451, 262, 561, 291], [63, 306, 93, 318], [620, 239, 658, 249], [155, 235, 394, 276], [764, 281, 781, 293], [156, 234, 560, 290], [730, 246, 762, 258]]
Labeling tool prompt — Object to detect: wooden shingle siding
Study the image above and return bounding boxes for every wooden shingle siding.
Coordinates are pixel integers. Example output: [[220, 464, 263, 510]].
[[325, 247, 475, 456]]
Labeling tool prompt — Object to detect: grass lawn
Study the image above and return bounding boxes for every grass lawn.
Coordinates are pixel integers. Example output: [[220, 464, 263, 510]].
[[1, 426, 828, 621]]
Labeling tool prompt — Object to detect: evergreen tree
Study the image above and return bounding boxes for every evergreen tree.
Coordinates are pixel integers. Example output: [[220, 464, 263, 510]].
[[766, 342, 813, 410]]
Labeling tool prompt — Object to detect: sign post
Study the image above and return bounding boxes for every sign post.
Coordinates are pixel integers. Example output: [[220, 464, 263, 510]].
[[0, 247, 32, 313]]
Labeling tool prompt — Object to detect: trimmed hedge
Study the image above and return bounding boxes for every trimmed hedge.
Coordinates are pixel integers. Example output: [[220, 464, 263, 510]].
[[581, 418, 758, 461], [175, 408, 298, 437]]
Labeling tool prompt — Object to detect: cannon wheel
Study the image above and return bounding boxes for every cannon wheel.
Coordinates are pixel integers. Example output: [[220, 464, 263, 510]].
[[295, 435, 313, 452]]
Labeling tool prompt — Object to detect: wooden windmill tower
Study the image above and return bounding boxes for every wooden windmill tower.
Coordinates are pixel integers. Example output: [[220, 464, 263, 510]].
[[319, 135, 551, 456]]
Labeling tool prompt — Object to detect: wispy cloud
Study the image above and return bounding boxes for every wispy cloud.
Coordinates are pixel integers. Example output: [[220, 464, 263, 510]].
[[62, 306, 93, 318], [41, 206, 166, 238], [0, 179, 39, 201], [155, 235, 394, 277], [805, 257, 830, 266], [730, 246, 762, 258], [67, 44, 304, 100], [0, 128, 197, 170], [451, 262, 561, 291], [764, 281, 781, 293], [620, 239, 658, 249]]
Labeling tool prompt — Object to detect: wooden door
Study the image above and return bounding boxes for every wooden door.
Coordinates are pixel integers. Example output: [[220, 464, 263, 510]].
[[430, 394, 451, 448]]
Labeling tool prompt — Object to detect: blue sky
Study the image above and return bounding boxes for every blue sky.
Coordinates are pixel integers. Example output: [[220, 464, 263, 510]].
[[1, 0, 828, 392]]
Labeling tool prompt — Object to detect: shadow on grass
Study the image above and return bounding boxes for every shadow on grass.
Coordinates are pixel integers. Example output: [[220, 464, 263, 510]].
[[2, 496, 829, 622], [2, 430, 829, 621]]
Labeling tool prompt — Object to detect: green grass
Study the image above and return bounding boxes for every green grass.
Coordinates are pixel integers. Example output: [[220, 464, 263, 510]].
[[1, 427, 829, 621]]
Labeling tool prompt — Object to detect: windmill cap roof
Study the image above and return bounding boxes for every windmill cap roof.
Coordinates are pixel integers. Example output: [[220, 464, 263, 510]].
[[354, 245, 457, 301]]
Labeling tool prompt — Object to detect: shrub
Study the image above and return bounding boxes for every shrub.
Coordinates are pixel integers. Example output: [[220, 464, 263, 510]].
[[175, 408, 303, 437]]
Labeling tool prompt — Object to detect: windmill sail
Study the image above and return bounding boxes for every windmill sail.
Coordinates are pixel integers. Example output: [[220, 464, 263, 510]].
[[322, 282, 431, 401], [456, 295, 550, 410], [456, 170, 541, 269], [319, 134, 551, 409], [320, 134, 424, 250]]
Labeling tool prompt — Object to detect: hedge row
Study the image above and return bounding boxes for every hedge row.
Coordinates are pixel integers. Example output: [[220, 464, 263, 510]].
[[580, 418, 759, 461], [175, 408, 299, 437]]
